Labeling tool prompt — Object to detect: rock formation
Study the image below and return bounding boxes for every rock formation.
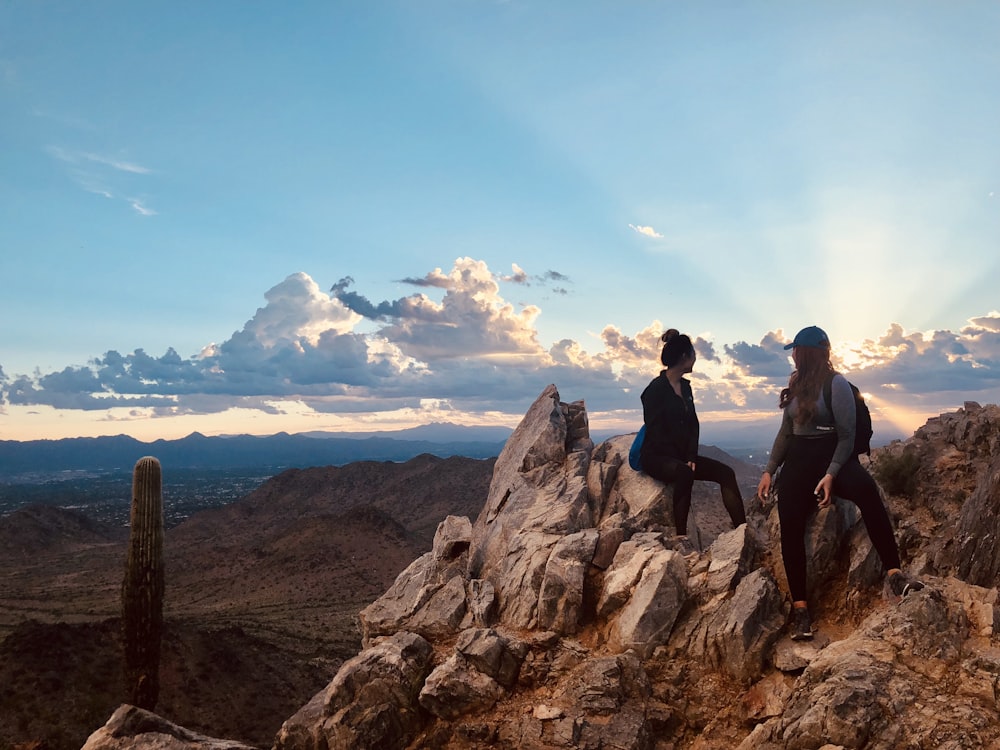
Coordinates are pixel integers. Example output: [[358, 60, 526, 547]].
[[84, 389, 1000, 749]]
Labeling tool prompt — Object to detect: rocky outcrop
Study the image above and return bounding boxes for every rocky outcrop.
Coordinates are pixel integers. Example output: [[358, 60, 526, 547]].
[[81, 704, 257, 750], [83, 394, 1000, 750], [274, 630, 433, 750]]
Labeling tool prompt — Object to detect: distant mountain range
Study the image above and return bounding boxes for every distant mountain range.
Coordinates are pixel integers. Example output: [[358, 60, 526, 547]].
[[0, 421, 770, 482], [0, 423, 515, 479]]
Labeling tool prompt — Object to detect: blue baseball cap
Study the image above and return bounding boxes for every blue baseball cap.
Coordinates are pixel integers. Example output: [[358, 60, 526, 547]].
[[784, 325, 830, 350]]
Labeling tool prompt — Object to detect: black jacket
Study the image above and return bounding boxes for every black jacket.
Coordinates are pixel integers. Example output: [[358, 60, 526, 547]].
[[639, 372, 699, 466]]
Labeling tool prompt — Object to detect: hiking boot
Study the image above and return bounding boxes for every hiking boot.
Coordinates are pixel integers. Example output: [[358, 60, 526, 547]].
[[790, 607, 814, 640], [888, 571, 925, 598], [672, 535, 698, 556]]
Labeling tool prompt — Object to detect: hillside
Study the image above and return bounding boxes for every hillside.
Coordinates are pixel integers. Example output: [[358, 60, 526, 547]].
[[0, 454, 496, 749]]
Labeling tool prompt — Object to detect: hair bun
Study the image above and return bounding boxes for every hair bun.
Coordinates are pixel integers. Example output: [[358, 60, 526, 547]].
[[661, 328, 680, 343]]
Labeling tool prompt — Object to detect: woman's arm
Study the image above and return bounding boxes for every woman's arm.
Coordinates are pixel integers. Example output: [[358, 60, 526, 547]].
[[827, 374, 856, 477], [763, 408, 793, 476], [758, 408, 792, 502]]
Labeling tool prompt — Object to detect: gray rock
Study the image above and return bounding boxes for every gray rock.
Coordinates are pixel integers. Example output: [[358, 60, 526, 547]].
[[418, 653, 505, 720], [276, 631, 433, 750], [403, 574, 467, 640], [605, 543, 688, 658], [82, 705, 258, 750], [466, 578, 497, 627], [703, 523, 760, 596], [596, 534, 666, 619], [432, 515, 472, 560], [704, 568, 786, 683], [536, 528, 600, 634], [359, 550, 467, 644], [954, 455, 1000, 588], [455, 627, 528, 688]]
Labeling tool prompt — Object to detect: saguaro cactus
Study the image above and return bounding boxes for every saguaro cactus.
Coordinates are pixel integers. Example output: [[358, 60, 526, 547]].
[[121, 455, 165, 710]]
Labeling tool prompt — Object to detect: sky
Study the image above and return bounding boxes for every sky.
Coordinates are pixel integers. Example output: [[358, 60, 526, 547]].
[[1, 1, 998, 448]]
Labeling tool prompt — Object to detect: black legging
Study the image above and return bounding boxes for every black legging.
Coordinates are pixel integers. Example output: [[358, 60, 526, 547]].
[[776, 434, 901, 602], [642, 454, 746, 535]]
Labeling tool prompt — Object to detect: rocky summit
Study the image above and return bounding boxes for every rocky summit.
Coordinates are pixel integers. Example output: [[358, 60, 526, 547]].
[[84, 387, 1000, 749]]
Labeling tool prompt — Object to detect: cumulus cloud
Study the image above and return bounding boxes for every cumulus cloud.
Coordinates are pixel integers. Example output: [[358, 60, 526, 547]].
[[242, 273, 361, 348], [845, 322, 1000, 395], [724, 334, 791, 378], [378, 258, 546, 361], [967, 311, 1000, 333]]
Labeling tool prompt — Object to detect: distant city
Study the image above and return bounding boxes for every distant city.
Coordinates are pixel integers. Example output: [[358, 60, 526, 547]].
[[0, 423, 794, 525]]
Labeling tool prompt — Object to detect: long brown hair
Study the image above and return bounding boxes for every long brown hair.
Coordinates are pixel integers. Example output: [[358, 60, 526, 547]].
[[779, 345, 834, 426]]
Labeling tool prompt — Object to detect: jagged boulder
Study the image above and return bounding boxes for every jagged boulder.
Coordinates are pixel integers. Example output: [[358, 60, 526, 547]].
[[466, 388, 595, 631], [359, 516, 472, 644], [536, 528, 600, 634], [891, 403, 1000, 581], [599, 532, 688, 657], [82, 705, 257, 750], [953, 453, 1000, 588], [274, 631, 433, 750], [417, 627, 529, 720]]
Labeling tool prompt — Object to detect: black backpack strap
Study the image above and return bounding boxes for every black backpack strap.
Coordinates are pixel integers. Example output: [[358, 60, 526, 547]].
[[820, 372, 836, 427]]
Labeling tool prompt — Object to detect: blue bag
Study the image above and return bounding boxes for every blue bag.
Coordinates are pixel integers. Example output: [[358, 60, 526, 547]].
[[628, 425, 645, 471]]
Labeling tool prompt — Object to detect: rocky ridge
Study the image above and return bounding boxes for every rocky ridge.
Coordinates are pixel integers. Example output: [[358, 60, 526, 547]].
[[84, 387, 1000, 749]]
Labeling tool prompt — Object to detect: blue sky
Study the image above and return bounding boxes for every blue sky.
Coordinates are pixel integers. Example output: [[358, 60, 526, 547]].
[[1, 1, 998, 446]]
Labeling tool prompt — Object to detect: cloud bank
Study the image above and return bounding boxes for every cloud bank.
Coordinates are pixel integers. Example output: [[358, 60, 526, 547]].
[[2, 259, 998, 441]]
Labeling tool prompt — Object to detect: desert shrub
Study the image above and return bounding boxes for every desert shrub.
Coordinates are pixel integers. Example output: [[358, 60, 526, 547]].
[[873, 447, 921, 497]]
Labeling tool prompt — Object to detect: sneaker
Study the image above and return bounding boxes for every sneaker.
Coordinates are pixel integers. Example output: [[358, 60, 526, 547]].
[[888, 571, 925, 598], [790, 607, 814, 640]]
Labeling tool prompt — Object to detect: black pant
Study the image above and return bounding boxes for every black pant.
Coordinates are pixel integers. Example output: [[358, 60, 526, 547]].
[[776, 434, 901, 602], [642, 454, 746, 535]]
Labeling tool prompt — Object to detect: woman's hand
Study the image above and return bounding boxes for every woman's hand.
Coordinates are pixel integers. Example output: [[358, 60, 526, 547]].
[[687, 461, 696, 472], [814, 474, 834, 508], [757, 472, 772, 504]]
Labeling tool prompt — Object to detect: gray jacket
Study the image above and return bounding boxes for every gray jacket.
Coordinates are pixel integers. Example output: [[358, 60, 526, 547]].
[[764, 373, 856, 478]]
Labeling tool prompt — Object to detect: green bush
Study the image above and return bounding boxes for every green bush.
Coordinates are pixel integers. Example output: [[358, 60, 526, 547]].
[[873, 447, 921, 497]]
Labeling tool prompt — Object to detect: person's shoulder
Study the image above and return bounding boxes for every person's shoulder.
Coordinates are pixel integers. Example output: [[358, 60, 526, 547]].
[[641, 372, 667, 394], [829, 371, 853, 395]]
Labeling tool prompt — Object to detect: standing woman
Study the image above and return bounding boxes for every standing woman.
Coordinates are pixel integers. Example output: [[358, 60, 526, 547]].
[[640, 329, 747, 543], [756, 326, 923, 640]]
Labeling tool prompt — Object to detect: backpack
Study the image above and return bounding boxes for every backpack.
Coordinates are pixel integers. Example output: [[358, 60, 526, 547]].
[[822, 374, 873, 456], [628, 425, 646, 471]]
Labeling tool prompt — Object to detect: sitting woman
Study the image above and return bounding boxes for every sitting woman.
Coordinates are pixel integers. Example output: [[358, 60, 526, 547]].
[[639, 329, 747, 545]]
